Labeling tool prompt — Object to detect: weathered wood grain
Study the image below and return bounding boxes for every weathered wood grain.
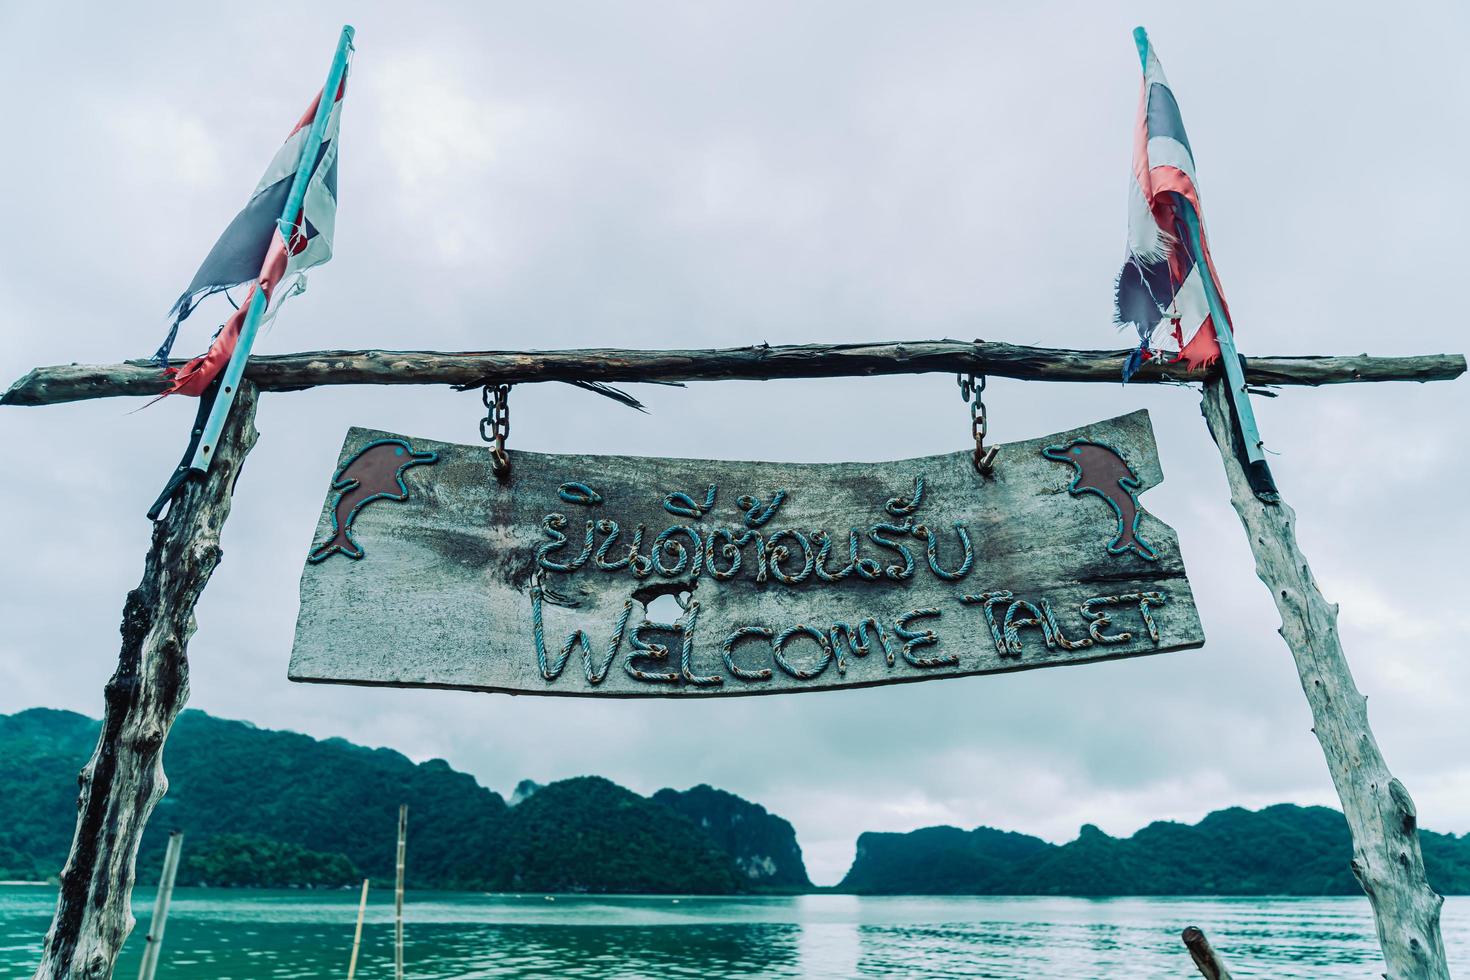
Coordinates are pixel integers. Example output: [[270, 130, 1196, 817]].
[[33, 385, 259, 980], [3, 341, 1463, 405], [1200, 378, 1448, 979], [290, 410, 1203, 697]]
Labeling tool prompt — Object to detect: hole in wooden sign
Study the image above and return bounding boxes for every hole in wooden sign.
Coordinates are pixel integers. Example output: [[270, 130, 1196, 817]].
[[645, 593, 685, 621], [631, 579, 697, 617]]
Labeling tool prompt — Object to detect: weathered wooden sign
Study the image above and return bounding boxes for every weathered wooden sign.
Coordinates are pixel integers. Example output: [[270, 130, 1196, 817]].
[[289, 410, 1203, 696]]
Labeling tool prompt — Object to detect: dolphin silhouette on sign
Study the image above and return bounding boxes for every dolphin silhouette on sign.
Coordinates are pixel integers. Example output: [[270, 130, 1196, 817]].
[[1042, 439, 1158, 561], [308, 439, 438, 563]]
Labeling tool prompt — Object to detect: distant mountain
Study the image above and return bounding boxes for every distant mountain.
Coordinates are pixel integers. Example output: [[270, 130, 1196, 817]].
[[0, 709, 100, 883], [10, 707, 1469, 897], [839, 825, 1051, 895], [497, 776, 738, 894], [653, 785, 812, 889], [840, 805, 1470, 896], [178, 833, 360, 888], [0, 708, 809, 893], [508, 779, 544, 807], [0, 708, 509, 889]]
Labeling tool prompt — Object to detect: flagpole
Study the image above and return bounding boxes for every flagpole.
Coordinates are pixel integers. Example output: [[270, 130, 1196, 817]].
[[186, 25, 354, 478], [1128, 29, 1270, 502], [1133, 26, 1275, 501], [1179, 207, 1276, 499]]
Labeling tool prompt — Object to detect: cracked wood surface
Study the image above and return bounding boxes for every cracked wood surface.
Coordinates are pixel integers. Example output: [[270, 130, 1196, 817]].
[[289, 410, 1203, 697], [3, 341, 1464, 406]]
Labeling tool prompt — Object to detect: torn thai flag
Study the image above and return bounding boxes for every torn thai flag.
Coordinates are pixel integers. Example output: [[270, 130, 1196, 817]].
[[153, 74, 346, 396], [1116, 29, 1228, 382]]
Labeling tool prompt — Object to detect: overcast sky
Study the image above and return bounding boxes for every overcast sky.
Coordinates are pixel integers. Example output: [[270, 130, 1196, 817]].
[[1, 2, 1466, 886]]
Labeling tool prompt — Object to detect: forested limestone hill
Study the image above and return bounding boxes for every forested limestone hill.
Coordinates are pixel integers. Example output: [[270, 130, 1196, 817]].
[[839, 804, 1470, 895], [0, 708, 808, 893], [653, 784, 811, 889], [9, 708, 1469, 896]]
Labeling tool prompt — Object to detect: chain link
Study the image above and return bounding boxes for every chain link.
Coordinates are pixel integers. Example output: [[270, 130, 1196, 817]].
[[959, 372, 998, 475], [480, 383, 512, 479]]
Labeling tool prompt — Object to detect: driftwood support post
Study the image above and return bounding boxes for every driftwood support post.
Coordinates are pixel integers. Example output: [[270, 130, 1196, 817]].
[[1181, 925, 1234, 980], [1201, 378, 1449, 979], [31, 384, 259, 980], [134, 831, 183, 980]]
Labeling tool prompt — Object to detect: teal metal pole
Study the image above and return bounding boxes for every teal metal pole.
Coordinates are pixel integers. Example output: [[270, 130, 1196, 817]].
[[1179, 206, 1266, 467], [187, 25, 354, 475], [1135, 27, 1274, 499]]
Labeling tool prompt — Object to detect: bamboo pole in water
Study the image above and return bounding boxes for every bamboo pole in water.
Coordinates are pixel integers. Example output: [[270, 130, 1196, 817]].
[[394, 805, 407, 980], [346, 878, 369, 980], [136, 832, 183, 980]]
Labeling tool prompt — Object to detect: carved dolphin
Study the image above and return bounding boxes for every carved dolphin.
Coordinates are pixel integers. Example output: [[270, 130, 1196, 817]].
[[308, 439, 438, 563], [1042, 439, 1158, 561]]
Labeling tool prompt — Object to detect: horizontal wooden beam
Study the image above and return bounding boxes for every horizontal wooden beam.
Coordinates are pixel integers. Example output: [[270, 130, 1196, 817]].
[[4, 340, 1464, 406]]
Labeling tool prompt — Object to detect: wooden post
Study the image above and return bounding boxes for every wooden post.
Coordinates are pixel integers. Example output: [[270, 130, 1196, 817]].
[[134, 832, 183, 980], [31, 383, 259, 980], [3, 343, 1462, 406], [1181, 926, 1234, 980], [346, 878, 369, 980], [394, 805, 406, 980], [1201, 378, 1448, 978]]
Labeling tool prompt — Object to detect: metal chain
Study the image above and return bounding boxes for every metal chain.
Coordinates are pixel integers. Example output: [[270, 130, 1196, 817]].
[[959, 372, 998, 475], [480, 383, 512, 479]]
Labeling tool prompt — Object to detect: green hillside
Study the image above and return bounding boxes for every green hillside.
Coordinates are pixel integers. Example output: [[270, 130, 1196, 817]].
[[7, 707, 1468, 897], [497, 776, 737, 893], [840, 804, 1470, 895], [652, 785, 812, 889], [0, 708, 808, 893]]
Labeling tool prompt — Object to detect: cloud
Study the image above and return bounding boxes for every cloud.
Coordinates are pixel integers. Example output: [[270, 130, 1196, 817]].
[[0, 1, 1466, 889]]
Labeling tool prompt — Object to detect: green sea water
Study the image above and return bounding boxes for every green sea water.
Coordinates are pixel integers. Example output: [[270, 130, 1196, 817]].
[[1, 885, 1465, 978]]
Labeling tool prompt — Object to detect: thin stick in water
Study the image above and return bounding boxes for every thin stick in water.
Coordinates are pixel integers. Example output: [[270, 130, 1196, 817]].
[[395, 805, 407, 980], [136, 831, 184, 980], [346, 878, 369, 980]]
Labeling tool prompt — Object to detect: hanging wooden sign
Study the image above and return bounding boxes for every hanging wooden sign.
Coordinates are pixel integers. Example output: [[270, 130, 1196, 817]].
[[288, 409, 1204, 697]]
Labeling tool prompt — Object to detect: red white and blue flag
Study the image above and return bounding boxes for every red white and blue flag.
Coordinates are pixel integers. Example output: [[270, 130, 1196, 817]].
[[1115, 30, 1228, 381], [153, 75, 347, 396]]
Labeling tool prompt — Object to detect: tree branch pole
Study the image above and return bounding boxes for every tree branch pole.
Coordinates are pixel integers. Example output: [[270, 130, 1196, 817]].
[[32, 384, 259, 980], [1201, 378, 1449, 979], [3, 341, 1463, 406]]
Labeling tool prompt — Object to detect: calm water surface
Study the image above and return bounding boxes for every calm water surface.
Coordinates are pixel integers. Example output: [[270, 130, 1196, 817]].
[[1, 885, 1466, 978]]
